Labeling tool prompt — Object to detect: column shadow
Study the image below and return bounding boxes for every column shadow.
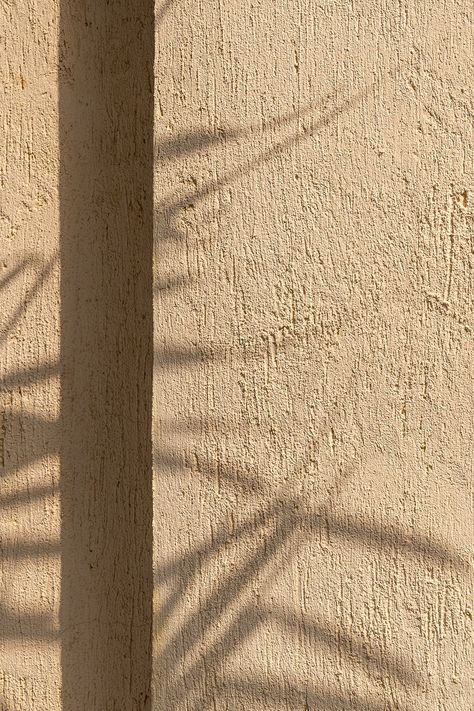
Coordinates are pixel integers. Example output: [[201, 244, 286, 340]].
[[59, 1, 154, 708]]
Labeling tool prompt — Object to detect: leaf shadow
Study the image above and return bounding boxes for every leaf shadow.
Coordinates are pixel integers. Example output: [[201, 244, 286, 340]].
[[153, 76, 469, 711]]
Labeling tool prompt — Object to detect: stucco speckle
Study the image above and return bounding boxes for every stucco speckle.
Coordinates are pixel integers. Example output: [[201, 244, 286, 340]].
[[153, 1, 473, 710]]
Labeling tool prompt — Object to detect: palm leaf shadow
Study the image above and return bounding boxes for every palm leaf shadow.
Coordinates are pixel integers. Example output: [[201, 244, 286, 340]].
[[154, 80, 469, 710], [0, 255, 57, 345], [0, 73, 468, 711]]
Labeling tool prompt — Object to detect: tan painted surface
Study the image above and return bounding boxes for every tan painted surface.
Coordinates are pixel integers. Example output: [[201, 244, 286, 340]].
[[1, 1, 153, 709], [1, 1, 473, 709], [59, 0, 153, 708], [153, 1, 473, 710], [1, 1, 60, 707]]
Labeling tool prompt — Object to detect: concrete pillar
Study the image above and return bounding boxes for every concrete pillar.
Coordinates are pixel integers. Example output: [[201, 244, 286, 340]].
[[1, 1, 154, 709], [60, 1, 154, 708]]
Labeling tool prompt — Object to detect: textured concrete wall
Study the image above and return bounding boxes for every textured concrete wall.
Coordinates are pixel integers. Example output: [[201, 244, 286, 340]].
[[1, 1, 60, 707], [153, 2, 473, 710], [59, 1, 154, 708], [1, 1, 472, 710], [1, 1, 153, 709]]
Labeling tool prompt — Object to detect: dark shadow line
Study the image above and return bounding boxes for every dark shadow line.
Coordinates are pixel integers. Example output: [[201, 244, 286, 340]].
[[0, 362, 58, 390], [212, 676, 411, 711], [158, 513, 295, 705], [0, 257, 40, 291], [162, 594, 420, 711], [1, 539, 59, 559], [155, 84, 378, 244], [158, 488, 447, 704], [155, 128, 240, 161], [151, 39, 463, 710], [165, 597, 417, 711], [262, 606, 420, 686], [0, 255, 57, 343], [322, 511, 469, 570], [156, 0, 177, 26], [0, 343, 219, 391], [154, 344, 225, 368], [154, 96, 338, 161], [155, 450, 265, 495], [155, 494, 468, 592], [0, 602, 56, 642], [0, 483, 55, 507], [154, 469, 466, 703], [0, 410, 56, 478], [154, 499, 282, 583], [154, 274, 195, 292]]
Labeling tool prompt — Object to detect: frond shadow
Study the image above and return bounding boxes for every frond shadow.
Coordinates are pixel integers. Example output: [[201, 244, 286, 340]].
[[153, 70, 469, 711]]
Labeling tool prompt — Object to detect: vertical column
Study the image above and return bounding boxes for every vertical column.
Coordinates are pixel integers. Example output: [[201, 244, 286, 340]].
[[60, 2, 154, 709]]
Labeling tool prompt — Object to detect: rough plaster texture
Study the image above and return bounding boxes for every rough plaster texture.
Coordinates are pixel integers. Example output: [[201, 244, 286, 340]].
[[153, 1, 473, 710], [59, 1, 153, 709], [2, 1, 153, 709], [1, 1, 61, 708], [0, 1, 473, 710]]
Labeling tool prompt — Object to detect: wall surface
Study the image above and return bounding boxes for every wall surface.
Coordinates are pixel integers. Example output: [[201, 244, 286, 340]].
[[59, 1, 154, 709], [1, 1, 61, 708], [1, 1, 154, 710], [153, 1, 473, 710], [1, 1, 473, 710]]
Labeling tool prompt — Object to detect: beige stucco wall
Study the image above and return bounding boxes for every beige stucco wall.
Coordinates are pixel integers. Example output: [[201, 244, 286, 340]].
[[1, 1, 473, 710], [59, 1, 153, 708], [153, 1, 473, 710], [1, 1, 60, 707], [1, 1, 153, 709]]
